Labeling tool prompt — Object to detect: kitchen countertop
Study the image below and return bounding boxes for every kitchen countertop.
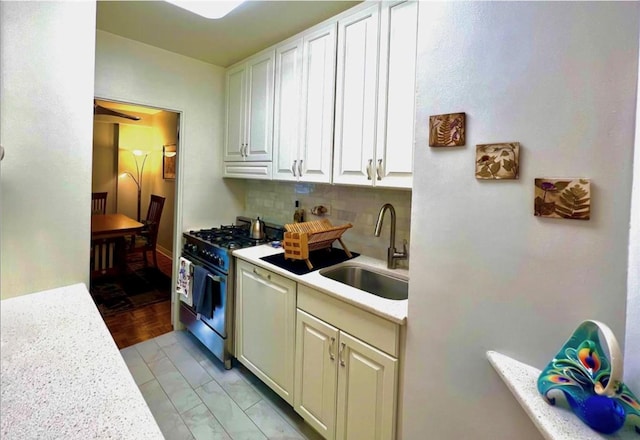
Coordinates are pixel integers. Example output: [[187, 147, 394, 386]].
[[0, 283, 163, 440], [233, 245, 409, 324], [487, 351, 638, 439]]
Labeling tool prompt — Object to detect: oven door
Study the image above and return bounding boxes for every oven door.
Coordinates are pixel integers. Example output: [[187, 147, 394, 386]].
[[180, 253, 228, 339]]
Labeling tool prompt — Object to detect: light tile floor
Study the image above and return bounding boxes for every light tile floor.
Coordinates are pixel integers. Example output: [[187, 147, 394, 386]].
[[121, 330, 324, 440]]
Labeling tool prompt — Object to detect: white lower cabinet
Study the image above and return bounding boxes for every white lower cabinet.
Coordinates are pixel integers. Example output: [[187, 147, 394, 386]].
[[295, 286, 399, 440], [335, 331, 397, 440], [235, 259, 400, 440], [295, 310, 339, 439], [235, 260, 296, 404]]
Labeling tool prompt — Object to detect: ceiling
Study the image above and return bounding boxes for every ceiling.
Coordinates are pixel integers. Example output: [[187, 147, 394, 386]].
[[96, 1, 361, 67], [96, 100, 163, 115]]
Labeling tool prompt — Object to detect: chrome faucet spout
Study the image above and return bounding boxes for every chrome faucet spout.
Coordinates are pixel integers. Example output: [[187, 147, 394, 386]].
[[374, 203, 407, 269]]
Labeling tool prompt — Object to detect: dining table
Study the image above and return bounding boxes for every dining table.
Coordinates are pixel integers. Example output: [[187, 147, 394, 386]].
[[91, 213, 144, 277]]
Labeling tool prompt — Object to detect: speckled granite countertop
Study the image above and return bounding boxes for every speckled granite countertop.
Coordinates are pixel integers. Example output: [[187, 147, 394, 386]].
[[1, 283, 163, 440], [487, 351, 638, 439], [233, 245, 408, 324]]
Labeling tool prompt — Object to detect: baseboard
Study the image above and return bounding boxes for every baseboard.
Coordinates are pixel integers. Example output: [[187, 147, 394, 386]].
[[157, 245, 173, 260]]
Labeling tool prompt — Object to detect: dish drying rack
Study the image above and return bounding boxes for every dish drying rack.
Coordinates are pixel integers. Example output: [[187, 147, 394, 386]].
[[283, 219, 353, 270]]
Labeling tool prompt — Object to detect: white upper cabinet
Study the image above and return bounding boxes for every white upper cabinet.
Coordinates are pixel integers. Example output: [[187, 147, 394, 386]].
[[273, 22, 337, 183], [273, 38, 303, 181], [224, 65, 246, 161], [225, 1, 418, 186], [375, 0, 418, 188], [224, 50, 275, 163], [334, 1, 418, 188], [333, 3, 380, 186]]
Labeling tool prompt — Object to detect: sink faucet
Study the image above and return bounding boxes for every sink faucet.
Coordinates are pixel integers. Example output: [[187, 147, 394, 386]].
[[374, 203, 408, 269]]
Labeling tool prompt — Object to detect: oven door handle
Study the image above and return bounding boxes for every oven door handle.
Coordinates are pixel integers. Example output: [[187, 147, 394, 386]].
[[207, 274, 221, 283]]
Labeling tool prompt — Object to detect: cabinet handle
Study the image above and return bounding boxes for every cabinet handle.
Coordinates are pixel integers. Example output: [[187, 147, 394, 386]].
[[329, 336, 336, 361], [253, 267, 271, 280], [376, 159, 383, 180], [339, 342, 346, 367], [292, 160, 297, 177], [298, 159, 303, 177], [366, 159, 372, 180], [244, 143, 248, 157]]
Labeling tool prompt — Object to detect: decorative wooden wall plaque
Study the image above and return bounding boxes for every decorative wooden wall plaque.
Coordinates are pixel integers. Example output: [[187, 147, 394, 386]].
[[429, 112, 465, 147], [476, 142, 520, 180], [534, 178, 591, 220]]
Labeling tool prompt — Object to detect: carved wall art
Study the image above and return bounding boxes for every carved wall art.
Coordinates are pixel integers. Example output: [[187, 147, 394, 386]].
[[429, 112, 465, 147], [534, 178, 591, 220], [476, 142, 520, 180]]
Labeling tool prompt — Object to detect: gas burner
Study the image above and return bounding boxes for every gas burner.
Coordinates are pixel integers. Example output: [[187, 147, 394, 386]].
[[184, 217, 284, 258]]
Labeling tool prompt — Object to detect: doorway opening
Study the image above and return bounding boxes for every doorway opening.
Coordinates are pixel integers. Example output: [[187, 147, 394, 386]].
[[90, 99, 180, 348]]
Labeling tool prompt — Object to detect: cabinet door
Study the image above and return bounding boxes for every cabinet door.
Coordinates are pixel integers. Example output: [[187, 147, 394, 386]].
[[235, 260, 296, 404], [294, 309, 339, 440], [245, 50, 275, 161], [273, 38, 303, 181], [335, 331, 398, 440], [375, 0, 418, 188], [299, 23, 337, 184], [224, 64, 246, 162], [333, 4, 380, 186]]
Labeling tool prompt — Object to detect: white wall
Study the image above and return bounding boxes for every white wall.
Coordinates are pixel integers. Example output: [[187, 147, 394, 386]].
[[94, 31, 246, 322], [92, 121, 118, 214], [149, 110, 178, 256], [626, 35, 640, 393], [402, 3, 639, 439], [0, 1, 96, 298]]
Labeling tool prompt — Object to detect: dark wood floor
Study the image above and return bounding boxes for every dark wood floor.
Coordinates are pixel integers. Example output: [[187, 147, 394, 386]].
[[102, 252, 174, 349]]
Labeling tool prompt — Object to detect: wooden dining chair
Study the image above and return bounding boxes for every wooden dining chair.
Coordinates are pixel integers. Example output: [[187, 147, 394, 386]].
[[128, 194, 166, 268], [91, 192, 108, 215]]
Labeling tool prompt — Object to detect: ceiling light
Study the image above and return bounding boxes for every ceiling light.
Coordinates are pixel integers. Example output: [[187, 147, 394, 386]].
[[165, 1, 245, 19]]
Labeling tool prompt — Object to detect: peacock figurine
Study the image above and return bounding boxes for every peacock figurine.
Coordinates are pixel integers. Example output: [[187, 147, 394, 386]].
[[537, 320, 640, 435]]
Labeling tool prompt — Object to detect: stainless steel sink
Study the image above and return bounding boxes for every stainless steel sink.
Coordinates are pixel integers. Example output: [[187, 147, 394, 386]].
[[319, 264, 408, 300]]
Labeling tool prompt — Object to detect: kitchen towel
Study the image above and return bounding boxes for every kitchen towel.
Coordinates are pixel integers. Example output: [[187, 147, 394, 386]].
[[176, 257, 192, 300], [192, 265, 207, 316], [192, 265, 215, 320], [196, 273, 220, 319]]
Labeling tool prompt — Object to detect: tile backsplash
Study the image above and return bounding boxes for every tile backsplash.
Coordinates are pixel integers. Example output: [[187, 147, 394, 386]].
[[243, 181, 411, 267]]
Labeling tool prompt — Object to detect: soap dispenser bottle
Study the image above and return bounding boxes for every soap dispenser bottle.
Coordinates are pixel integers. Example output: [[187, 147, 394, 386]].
[[294, 200, 305, 223]]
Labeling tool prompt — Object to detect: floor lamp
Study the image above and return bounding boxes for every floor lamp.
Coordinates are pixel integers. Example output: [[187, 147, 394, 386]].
[[121, 150, 149, 222]]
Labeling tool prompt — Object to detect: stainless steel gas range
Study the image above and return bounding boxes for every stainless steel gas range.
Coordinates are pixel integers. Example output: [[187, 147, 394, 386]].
[[178, 216, 284, 369]]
